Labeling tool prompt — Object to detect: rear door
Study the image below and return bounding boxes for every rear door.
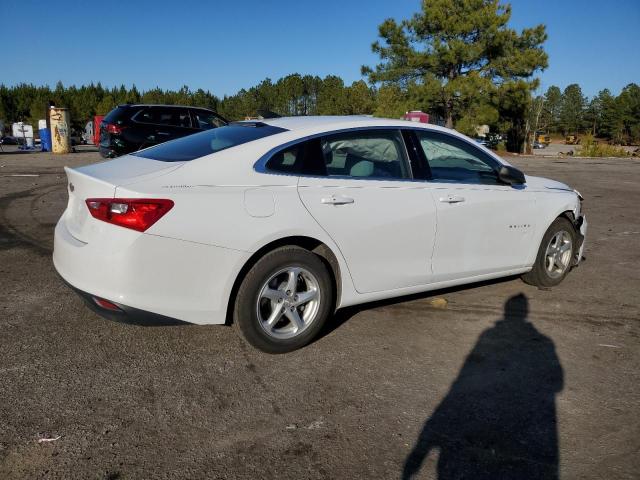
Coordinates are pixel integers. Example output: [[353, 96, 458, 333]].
[[129, 107, 162, 148], [162, 107, 200, 141], [295, 129, 437, 294], [412, 130, 538, 281], [133, 107, 199, 147]]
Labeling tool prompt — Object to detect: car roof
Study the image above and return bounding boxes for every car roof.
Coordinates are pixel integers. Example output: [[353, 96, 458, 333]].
[[237, 116, 506, 169], [118, 104, 213, 110], [253, 115, 453, 135]]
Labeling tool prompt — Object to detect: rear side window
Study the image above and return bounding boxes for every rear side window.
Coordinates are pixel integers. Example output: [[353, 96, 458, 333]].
[[264, 130, 412, 179], [103, 106, 130, 124], [134, 108, 192, 128], [321, 130, 410, 179], [192, 110, 226, 130], [133, 123, 288, 162], [265, 138, 326, 176]]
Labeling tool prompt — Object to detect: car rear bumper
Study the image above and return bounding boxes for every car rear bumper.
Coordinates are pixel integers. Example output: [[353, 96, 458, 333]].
[[61, 276, 189, 326], [53, 217, 249, 325]]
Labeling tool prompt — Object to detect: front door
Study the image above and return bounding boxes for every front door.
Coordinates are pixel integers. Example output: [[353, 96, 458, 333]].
[[412, 130, 537, 282]]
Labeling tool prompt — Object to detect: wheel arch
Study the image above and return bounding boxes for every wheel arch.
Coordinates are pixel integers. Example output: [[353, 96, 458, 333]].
[[559, 210, 575, 224], [522, 209, 580, 286], [224, 236, 342, 325], [528, 206, 578, 259]]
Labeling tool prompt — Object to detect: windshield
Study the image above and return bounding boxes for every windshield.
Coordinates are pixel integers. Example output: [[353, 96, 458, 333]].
[[133, 123, 288, 162]]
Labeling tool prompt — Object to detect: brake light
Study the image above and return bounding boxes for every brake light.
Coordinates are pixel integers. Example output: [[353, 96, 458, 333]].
[[104, 123, 126, 134], [85, 198, 174, 232]]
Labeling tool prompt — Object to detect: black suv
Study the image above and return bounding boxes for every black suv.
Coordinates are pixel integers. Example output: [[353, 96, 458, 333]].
[[99, 104, 227, 158]]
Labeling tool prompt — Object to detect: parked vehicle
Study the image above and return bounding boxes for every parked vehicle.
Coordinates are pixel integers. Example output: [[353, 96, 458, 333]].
[[81, 116, 105, 146], [82, 120, 93, 145], [475, 134, 500, 150], [54, 116, 587, 353], [402, 110, 430, 123], [536, 133, 551, 146], [69, 127, 83, 147], [0, 135, 21, 145], [93, 115, 104, 146], [99, 104, 227, 158]]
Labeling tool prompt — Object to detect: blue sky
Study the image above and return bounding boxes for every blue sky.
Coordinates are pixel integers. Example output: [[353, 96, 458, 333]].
[[3, 0, 638, 98]]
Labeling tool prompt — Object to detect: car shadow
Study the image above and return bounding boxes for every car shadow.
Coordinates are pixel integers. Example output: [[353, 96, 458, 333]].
[[401, 293, 563, 479], [320, 275, 520, 339]]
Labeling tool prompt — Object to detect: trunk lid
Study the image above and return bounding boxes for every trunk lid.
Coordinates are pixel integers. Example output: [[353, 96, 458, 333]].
[[62, 155, 183, 242]]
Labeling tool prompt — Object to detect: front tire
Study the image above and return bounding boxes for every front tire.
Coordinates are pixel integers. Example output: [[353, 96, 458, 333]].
[[233, 246, 334, 353], [522, 217, 576, 287]]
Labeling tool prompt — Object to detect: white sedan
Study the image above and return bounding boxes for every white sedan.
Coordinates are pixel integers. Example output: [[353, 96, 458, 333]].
[[53, 116, 587, 352]]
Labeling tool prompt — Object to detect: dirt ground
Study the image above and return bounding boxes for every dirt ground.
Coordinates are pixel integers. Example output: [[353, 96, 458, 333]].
[[0, 147, 638, 479]]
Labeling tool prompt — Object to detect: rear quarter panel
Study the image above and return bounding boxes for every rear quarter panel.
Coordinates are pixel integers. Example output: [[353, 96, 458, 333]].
[[115, 160, 360, 309]]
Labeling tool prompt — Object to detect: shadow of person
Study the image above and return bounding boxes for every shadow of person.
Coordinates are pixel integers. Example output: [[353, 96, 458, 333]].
[[402, 294, 563, 479]]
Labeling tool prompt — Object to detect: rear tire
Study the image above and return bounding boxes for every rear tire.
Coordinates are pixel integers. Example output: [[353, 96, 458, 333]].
[[522, 217, 576, 287], [233, 246, 334, 353]]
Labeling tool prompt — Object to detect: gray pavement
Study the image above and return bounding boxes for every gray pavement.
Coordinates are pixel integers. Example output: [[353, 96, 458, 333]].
[[531, 143, 578, 156], [1, 150, 639, 479]]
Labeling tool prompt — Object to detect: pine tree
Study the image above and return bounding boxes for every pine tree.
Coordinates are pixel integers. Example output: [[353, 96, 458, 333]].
[[541, 86, 562, 133], [559, 84, 586, 135], [362, 0, 547, 149]]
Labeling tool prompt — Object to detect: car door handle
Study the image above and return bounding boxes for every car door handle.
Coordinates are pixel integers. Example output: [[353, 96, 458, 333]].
[[321, 195, 355, 205], [439, 195, 466, 204]]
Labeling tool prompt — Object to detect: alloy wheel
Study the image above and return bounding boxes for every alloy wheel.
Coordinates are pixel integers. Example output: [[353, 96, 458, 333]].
[[545, 230, 573, 279], [256, 267, 321, 339]]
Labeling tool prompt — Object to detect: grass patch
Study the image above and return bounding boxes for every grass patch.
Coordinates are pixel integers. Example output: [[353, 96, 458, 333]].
[[577, 135, 629, 157]]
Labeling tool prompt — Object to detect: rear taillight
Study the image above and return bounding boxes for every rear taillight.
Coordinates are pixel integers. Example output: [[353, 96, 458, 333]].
[[104, 123, 126, 134], [85, 198, 174, 232], [93, 297, 122, 312]]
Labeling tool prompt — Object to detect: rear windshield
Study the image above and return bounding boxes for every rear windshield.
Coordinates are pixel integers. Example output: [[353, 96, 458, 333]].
[[133, 123, 288, 162], [103, 106, 130, 124]]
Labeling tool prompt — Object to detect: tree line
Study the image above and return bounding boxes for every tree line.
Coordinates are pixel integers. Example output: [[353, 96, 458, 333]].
[[0, 76, 375, 131], [1, 78, 638, 145], [1, 1, 638, 148], [532, 83, 640, 143]]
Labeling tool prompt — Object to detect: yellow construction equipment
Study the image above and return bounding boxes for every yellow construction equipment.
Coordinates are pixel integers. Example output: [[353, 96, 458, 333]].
[[537, 134, 551, 145]]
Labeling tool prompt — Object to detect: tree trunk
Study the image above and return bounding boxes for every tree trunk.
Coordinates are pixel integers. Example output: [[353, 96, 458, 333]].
[[522, 116, 530, 154], [445, 111, 454, 129], [444, 73, 455, 129]]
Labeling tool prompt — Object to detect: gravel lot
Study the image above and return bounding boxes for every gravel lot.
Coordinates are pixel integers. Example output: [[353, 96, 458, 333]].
[[1, 148, 639, 479]]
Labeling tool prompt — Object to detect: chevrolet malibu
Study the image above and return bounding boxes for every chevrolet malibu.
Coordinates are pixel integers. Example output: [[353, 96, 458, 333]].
[[53, 116, 587, 353]]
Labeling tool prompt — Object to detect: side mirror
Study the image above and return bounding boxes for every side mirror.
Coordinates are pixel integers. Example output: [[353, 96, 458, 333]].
[[498, 165, 526, 185]]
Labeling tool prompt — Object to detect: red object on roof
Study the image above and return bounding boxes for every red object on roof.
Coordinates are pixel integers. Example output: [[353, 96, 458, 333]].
[[93, 115, 104, 146], [402, 111, 430, 124]]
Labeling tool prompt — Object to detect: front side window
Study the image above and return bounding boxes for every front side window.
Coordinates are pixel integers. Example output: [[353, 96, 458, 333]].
[[321, 130, 410, 179], [415, 131, 500, 184]]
